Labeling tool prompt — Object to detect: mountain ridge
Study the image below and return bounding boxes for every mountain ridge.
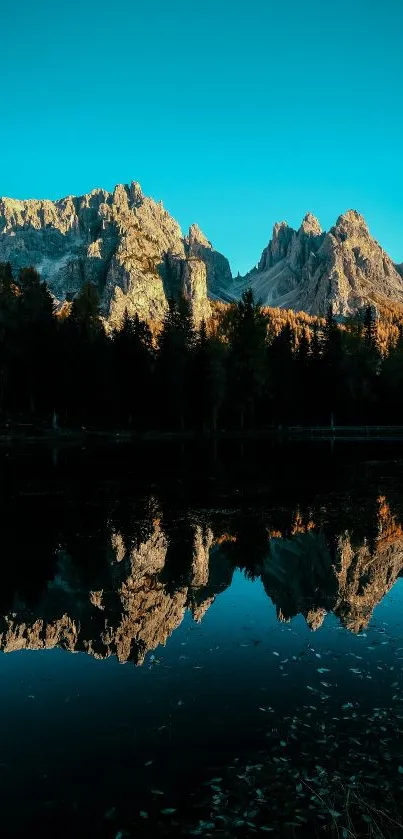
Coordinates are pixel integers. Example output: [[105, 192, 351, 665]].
[[0, 181, 231, 328], [227, 209, 403, 316], [0, 182, 402, 320]]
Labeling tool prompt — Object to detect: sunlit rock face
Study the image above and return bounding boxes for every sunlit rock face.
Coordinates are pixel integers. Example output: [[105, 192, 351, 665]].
[[224, 210, 403, 316], [2, 186, 402, 320], [0, 521, 233, 664], [261, 498, 403, 632], [0, 183, 229, 327]]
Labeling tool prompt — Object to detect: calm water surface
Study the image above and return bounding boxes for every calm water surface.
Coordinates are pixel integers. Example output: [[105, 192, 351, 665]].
[[1, 443, 403, 837]]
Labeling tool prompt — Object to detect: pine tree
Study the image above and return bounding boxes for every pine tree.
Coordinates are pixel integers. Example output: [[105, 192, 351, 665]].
[[112, 310, 154, 428], [16, 267, 56, 415], [322, 306, 345, 424], [59, 282, 107, 423], [189, 319, 226, 432], [227, 289, 268, 429], [157, 296, 195, 430], [0, 263, 18, 414], [268, 323, 295, 425]]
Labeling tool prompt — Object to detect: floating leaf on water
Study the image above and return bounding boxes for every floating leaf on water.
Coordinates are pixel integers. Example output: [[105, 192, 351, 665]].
[[317, 668, 330, 674], [140, 811, 148, 819], [272, 652, 280, 657], [161, 808, 177, 815], [151, 788, 164, 795], [144, 760, 153, 766]]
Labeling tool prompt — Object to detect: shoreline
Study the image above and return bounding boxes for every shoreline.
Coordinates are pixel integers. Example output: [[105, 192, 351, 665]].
[[1, 424, 403, 445]]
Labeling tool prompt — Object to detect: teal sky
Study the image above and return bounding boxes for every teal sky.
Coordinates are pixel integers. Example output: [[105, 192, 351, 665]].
[[2, 0, 403, 274]]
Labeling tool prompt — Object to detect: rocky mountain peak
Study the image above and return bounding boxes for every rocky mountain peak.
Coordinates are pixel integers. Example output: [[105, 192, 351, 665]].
[[228, 207, 403, 317], [300, 212, 322, 236], [0, 182, 231, 328], [187, 223, 212, 250], [334, 209, 370, 239]]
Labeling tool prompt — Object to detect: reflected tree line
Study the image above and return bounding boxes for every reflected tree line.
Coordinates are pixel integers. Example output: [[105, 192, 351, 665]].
[[2, 262, 403, 430]]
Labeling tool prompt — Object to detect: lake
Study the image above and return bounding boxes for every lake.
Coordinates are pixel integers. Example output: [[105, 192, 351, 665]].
[[1, 441, 403, 838]]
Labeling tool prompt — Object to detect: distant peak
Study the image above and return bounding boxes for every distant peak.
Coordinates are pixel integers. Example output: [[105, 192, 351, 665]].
[[300, 212, 322, 236], [335, 209, 369, 233], [272, 220, 290, 236], [128, 180, 143, 198], [188, 223, 212, 249]]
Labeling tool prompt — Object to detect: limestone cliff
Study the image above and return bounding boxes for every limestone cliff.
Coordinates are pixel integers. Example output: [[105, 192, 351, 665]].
[[0, 183, 230, 327], [2, 185, 402, 320], [228, 210, 403, 316]]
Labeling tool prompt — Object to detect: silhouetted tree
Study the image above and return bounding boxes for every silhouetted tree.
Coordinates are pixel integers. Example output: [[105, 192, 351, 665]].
[[157, 296, 195, 430], [267, 323, 295, 425], [227, 289, 268, 429], [58, 282, 107, 423], [112, 310, 154, 428], [16, 267, 56, 414], [189, 319, 226, 431]]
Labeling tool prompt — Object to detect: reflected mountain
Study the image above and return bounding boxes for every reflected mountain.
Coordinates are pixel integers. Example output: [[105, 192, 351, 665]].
[[1, 494, 403, 662], [262, 497, 403, 632]]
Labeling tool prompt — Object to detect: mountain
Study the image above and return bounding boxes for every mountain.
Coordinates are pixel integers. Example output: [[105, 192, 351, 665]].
[[0, 182, 231, 327], [1, 184, 402, 320], [226, 210, 403, 316]]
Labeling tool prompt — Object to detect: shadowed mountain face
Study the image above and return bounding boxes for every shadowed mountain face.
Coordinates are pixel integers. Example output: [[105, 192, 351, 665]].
[[1, 486, 403, 662]]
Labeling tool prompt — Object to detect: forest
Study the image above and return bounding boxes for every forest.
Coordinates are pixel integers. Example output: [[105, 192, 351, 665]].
[[1, 260, 403, 432]]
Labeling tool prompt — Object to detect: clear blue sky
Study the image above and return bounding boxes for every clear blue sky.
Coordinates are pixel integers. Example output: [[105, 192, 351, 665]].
[[2, 0, 403, 274]]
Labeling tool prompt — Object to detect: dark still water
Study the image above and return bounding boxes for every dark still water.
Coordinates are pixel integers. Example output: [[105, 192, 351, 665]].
[[2, 442, 403, 838]]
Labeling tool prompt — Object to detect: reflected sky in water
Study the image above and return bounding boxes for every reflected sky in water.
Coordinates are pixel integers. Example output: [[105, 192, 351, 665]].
[[1, 444, 403, 837]]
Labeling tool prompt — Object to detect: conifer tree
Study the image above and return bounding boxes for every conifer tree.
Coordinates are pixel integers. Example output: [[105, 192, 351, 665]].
[[227, 289, 268, 429]]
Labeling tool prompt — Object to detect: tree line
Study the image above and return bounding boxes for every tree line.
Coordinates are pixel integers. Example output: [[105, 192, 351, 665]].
[[1, 260, 403, 431]]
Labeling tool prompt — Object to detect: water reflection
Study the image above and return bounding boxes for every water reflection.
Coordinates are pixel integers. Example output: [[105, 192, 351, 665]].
[[2, 488, 403, 663], [2, 447, 403, 837]]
